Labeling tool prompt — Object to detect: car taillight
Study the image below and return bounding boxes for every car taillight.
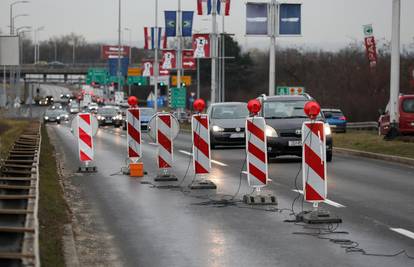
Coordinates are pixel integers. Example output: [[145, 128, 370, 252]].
[[339, 116, 347, 121]]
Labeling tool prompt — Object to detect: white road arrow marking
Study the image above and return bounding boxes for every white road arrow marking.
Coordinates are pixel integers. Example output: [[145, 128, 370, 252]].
[[292, 189, 346, 208]]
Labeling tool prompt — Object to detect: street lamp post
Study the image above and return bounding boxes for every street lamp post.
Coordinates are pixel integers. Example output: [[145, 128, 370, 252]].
[[34, 26, 45, 64], [10, 1, 30, 35], [124, 27, 132, 96], [117, 0, 122, 93]]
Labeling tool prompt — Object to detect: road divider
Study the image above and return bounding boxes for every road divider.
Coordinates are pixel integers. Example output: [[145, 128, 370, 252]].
[[390, 228, 414, 240]]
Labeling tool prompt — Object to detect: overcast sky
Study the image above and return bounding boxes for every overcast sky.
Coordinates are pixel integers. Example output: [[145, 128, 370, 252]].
[[1, 0, 414, 51]]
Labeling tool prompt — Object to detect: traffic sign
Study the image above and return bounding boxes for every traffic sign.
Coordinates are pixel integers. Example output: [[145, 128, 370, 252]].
[[128, 67, 142, 77], [172, 75, 192, 86], [170, 87, 187, 108], [276, 86, 305, 95], [127, 76, 148, 86], [183, 57, 196, 70], [363, 24, 373, 37]]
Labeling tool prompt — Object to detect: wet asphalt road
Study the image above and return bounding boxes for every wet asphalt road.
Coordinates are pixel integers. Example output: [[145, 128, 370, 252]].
[[48, 123, 414, 267]]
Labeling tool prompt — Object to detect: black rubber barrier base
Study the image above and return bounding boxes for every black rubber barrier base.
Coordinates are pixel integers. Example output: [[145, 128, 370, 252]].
[[296, 210, 342, 224], [243, 194, 278, 205], [154, 174, 178, 182], [78, 166, 97, 173], [189, 180, 217, 190]]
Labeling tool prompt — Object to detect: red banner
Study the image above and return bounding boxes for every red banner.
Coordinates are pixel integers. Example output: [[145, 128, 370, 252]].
[[364, 36, 377, 68], [102, 45, 130, 59], [161, 50, 176, 70], [192, 34, 210, 58]]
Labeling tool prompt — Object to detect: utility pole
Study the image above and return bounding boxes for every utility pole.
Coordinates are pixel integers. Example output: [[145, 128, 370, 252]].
[[211, 0, 218, 103], [221, 13, 225, 102], [387, 0, 401, 138], [197, 58, 200, 99], [154, 0, 159, 111], [269, 0, 277, 96], [177, 0, 182, 90], [117, 0, 122, 92]]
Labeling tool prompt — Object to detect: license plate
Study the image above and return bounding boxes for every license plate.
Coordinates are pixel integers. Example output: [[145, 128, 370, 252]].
[[105, 120, 112, 123], [288, 140, 302, 147], [230, 133, 244, 138], [330, 125, 337, 128]]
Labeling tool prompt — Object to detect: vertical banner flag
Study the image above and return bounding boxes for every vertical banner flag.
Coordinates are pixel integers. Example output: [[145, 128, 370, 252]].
[[217, 0, 231, 16], [363, 24, 377, 68], [144, 27, 167, 49], [246, 3, 268, 35], [192, 34, 211, 58], [182, 11, 194, 37], [182, 50, 196, 70], [144, 27, 150, 49], [165, 11, 177, 37], [197, 0, 212, 15], [279, 4, 301, 35], [161, 50, 177, 70], [142, 60, 153, 77]]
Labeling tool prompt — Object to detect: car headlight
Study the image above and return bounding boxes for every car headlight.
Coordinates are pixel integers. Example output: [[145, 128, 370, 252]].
[[44, 116, 49, 120], [97, 116, 103, 120], [324, 123, 332, 135], [64, 115, 69, 119], [57, 116, 60, 120], [212, 125, 224, 132], [265, 125, 278, 137]]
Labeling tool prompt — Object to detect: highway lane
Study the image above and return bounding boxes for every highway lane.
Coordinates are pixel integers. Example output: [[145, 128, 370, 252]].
[[48, 124, 414, 267]]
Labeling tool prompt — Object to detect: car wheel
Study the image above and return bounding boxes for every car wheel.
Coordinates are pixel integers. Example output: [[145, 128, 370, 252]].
[[57, 120, 61, 125], [326, 151, 333, 162]]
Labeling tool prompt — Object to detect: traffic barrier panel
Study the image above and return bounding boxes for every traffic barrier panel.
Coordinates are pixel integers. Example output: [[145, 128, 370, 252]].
[[77, 113, 94, 162], [246, 117, 268, 187], [301, 121, 326, 202], [192, 114, 211, 174], [154, 113, 177, 181], [127, 108, 141, 162]]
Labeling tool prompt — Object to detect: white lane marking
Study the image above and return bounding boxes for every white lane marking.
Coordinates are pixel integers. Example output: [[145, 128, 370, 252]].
[[149, 142, 157, 146], [292, 189, 346, 208], [178, 150, 228, 167], [242, 171, 248, 175], [120, 134, 126, 137], [390, 228, 414, 240]]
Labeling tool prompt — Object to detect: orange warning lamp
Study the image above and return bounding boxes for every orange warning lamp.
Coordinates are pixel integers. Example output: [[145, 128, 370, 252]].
[[304, 101, 321, 120], [128, 96, 138, 107], [193, 98, 205, 112], [247, 99, 261, 115]]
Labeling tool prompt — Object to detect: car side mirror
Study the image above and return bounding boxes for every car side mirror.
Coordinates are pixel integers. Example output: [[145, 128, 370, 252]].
[[324, 112, 333, 118]]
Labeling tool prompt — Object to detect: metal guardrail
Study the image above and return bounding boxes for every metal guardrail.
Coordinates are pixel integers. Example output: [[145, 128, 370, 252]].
[[346, 121, 378, 130], [0, 123, 41, 267]]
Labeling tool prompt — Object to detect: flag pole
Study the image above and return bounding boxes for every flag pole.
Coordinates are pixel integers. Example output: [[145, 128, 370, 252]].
[[211, 0, 218, 103], [177, 0, 182, 90], [154, 0, 159, 111]]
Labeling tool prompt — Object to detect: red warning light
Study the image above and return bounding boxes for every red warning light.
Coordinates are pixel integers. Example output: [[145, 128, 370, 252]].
[[247, 99, 261, 115]]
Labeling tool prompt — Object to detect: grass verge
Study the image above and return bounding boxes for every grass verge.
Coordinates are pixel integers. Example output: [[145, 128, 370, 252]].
[[0, 119, 29, 159], [333, 130, 414, 159], [39, 125, 69, 267]]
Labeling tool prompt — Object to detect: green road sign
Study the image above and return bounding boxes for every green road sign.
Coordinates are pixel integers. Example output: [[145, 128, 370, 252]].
[[363, 24, 373, 37], [86, 68, 109, 85], [276, 86, 305, 96], [127, 76, 148, 86], [108, 76, 125, 86], [171, 87, 186, 108]]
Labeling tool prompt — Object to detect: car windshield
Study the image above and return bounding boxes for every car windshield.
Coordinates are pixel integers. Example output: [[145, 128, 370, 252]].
[[98, 108, 118, 115], [141, 108, 155, 116], [323, 110, 343, 117], [402, 99, 414, 113], [264, 100, 322, 119], [211, 104, 248, 119], [45, 110, 60, 116]]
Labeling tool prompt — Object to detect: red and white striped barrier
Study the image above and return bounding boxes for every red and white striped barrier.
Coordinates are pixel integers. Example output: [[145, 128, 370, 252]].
[[245, 117, 268, 187], [77, 113, 94, 162], [191, 114, 211, 174], [156, 113, 173, 170], [302, 121, 327, 202], [127, 108, 141, 162]]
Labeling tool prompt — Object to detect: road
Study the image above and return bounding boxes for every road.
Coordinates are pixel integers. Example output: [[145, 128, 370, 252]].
[[48, 122, 414, 267]]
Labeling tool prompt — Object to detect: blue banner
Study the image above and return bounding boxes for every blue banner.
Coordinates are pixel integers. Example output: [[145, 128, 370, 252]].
[[279, 4, 301, 35], [246, 3, 268, 35], [182, 11, 194, 37], [165, 11, 177, 37], [108, 58, 129, 77]]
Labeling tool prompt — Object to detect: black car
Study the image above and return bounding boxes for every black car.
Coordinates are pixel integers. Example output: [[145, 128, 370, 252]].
[[258, 94, 333, 162], [43, 109, 62, 124], [207, 102, 249, 148], [96, 106, 123, 127]]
